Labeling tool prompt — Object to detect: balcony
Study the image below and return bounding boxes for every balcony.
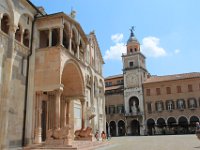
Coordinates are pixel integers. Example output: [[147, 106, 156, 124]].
[[125, 111, 144, 117]]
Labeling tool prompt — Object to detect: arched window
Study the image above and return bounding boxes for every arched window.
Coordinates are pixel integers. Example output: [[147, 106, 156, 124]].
[[23, 29, 30, 47], [15, 25, 22, 42], [1, 14, 10, 34]]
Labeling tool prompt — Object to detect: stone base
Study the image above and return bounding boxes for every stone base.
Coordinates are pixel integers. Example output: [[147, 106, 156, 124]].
[[45, 139, 72, 147], [74, 136, 95, 141]]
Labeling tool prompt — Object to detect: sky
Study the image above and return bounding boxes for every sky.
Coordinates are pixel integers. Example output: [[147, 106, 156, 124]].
[[30, 0, 200, 78]]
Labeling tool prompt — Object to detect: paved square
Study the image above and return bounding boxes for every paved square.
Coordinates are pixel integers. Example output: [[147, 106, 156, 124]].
[[97, 135, 200, 150]]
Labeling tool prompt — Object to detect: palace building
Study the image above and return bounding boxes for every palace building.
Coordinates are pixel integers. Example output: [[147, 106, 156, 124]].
[[0, 0, 105, 149], [105, 28, 200, 136]]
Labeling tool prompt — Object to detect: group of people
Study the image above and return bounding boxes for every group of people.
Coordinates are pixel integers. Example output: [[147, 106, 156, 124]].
[[95, 131, 108, 141]]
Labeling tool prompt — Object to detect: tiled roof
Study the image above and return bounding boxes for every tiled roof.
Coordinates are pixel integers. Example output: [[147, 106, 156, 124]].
[[144, 72, 200, 84], [105, 74, 123, 80]]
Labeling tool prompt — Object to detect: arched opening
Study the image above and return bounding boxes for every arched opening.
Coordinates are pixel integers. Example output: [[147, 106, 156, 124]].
[[110, 121, 116, 137], [106, 122, 109, 136], [131, 119, 140, 136], [147, 118, 155, 135], [189, 116, 199, 134], [23, 29, 30, 47], [167, 117, 177, 135], [118, 120, 125, 136], [1, 14, 10, 34], [178, 116, 188, 134], [71, 29, 77, 55], [52, 28, 59, 46], [157, 118, 166, 135], [129, 96, 139, 114], [15, 24, 22, 42], [61, 60, 84, 97], [63, 24, 70, 49]]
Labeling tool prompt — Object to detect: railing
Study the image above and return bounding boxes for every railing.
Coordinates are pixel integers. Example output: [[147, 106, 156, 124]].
[[14, 40, 29, 55], [125, 111, 144, 117]]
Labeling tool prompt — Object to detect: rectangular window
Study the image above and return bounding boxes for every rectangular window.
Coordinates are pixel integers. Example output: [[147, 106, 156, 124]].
[[156, 88, 161, 95], [166, 87, 171, 94], [188, 84, 193, 92], [147, 103, 152, 113], [155, 101, 163, 112], [117, 105, 124, 114], [109, 105, 115, 114], [177, 86, 182, 93], [146, 89, 150, 96]]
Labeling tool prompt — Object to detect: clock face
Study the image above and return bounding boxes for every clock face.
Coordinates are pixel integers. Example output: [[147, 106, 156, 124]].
[[126, 73, 138, 87]]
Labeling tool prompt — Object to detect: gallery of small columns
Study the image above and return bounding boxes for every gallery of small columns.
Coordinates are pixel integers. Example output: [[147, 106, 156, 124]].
[[34, 89, 86, 143]]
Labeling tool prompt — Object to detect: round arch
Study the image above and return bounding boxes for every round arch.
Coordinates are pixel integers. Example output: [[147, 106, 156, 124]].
[[189, 116, 199, 134], [157, 118, 166, 127], [167, 117, 177, 126], [129, 96, 139, 113], [61, 59, 85, 97], [131, 119, 140, 136], [147, 118, 155, 135], [178, 116, 188, 134], [118, 120, 126, 136], [109, 121, 116, 137]]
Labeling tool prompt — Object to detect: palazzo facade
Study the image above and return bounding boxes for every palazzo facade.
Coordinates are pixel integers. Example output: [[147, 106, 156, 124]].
[[0, 0, 105, 149], [105, 29, 200, 137]]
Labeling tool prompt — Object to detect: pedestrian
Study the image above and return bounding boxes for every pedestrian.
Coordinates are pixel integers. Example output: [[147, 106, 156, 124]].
[[196, 122, 200, 140], [101, 131, 106, 141], [95, 131, 99, 141]]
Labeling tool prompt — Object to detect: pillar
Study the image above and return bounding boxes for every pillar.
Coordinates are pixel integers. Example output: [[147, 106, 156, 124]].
[[0, 13, 3, 29], [80, 98, 86, 129], [55, 88, 63, 129], [63, 99, 67, 127], [64, 99, 72, 145], [68, 30, 72, 53], [34, 92, 43, 144], [116, 123, 118, 136], [49, 29, 52, 46], [59, 26, 64, 46]]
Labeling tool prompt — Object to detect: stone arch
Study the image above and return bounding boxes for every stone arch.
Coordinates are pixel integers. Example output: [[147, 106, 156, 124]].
[[23, 29, 30, 47], [71, 26, 78, 54], [61, 59, 85, 97], [15, 24, 22, 42], [146, 118, 155, 135], [131, 119, 140, 135], [190, 116, 199, 125], [178, 116, 188, 125], [167, 117, 177, 126], [109, 121, 116, 137], [117, 120, 126, 136], [63, 23, 70, 49], [1, 13, 10, 34], [156, 117, 166, 127], [129, 96, 139, 113]]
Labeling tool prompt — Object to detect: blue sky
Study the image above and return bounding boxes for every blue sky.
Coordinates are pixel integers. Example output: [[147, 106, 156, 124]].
[[30, 0, 200, 77]]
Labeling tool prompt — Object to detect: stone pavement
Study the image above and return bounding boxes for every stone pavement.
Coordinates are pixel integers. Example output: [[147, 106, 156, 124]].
[[96, 134, 200, 150]]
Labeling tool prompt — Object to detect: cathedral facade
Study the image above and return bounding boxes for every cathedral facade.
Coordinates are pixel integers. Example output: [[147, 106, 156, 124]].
[[105, 28, 200, 136], [0, 0, 105, 149]]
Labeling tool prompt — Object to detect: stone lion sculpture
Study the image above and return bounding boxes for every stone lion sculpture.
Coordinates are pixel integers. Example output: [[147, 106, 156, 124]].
[[74, 127, 92, 139]]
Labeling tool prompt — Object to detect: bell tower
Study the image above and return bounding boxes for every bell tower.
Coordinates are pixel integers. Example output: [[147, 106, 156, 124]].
[[122, 27, 148, 135]]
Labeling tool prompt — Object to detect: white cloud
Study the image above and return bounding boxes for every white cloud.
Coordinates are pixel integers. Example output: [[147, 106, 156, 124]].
[[174, 49, 180, 54], [104, 43, 126, 60], [141, 36, 167, 57], [111, 33, 123, 43]]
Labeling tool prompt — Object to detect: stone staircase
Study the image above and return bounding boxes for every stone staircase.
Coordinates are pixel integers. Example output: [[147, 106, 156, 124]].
[[23, 140, 110, 150]]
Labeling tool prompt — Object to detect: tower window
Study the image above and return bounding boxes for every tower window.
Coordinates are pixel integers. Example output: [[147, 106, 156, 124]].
[[130, 49, 133, 53], [135, 48, 137, 52], [129, 61, 133, 67]]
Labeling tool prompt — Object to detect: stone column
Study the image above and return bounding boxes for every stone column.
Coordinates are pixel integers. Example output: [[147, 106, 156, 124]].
[[20, 29, 24, 44], [55, 88, 63, 129], [68, 30, 72, 53], [77, 40, 80, 59], [63, 98, 67, 127], [0, 13, 3, 29], [34, 92, 43, 144], [64, 99, 72, 145], [59, 26, 64, 46], [49, 29, 52, 47], [80, 98, 86, 129], [116, 123, 119, 136]]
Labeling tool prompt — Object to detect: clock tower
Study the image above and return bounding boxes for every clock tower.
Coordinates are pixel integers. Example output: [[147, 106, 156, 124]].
[[122, 27, 148, 135]]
